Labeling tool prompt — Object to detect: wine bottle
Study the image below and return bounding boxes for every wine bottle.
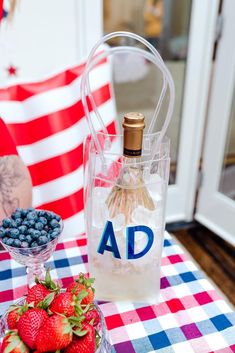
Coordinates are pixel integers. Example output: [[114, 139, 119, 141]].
[[106, 112, 155, 223]]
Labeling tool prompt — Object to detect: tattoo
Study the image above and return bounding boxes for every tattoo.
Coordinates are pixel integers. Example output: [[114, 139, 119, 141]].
[[0, 156, 24, 216]]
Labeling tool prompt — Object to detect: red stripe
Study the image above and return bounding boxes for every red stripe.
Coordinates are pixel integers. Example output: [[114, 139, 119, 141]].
[[0, 0, 3, 21], [36, 188, 84, 220], [56, 237, 87, 250], [6, 84, 111, 145], [0, 251, 11, 260], [0, 289, 14, 303], [0, 118, 18, 156], [29, 144, 83, 186], [27, 121, 117, 186], [0, 57, 107, 101]]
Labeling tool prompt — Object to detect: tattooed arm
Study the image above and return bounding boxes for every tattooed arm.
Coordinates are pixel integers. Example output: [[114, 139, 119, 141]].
[[0, 155, 32, 221]]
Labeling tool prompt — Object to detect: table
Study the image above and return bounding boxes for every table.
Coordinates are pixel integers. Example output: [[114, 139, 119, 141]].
[[1, 232, 235, 353]]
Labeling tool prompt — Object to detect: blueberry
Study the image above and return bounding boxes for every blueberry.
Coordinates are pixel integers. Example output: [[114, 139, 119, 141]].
[[13, 239, 21, 247], [40, 230, 47, 237], [35, 222, 44, 231], [0, 226, 5, 237], [31, 230, 41, 239], [15, 218, 22, 226], [50, 231, 59, 239], [15, 207, 23, 213], [4, 229, 11, 237], [18, 225, 27, 235], [38, 235, 48, 245], [6, 238, 14, 246], [9, 221, 17, 228], [26, 211, 38, 221], [27, 228, 35, 235], [45, 211, 53, 220], [2, 218, 11, 228], [27, 220, 35, 227], [38, 210, 46, 217], [19, 234, 26, 242], [50, 219, 60, 229], [2, 237, 9, 244], [25, 234, 32, 244], [39, 217, 47, 225], [22, 220, 29, 227], [20, 209, 28, 218], [12, 211, 22, 220], [9, 228, 20, 239], [30, 241, 38, 248], [27, 207, 35, 212], [21, 241, 29, 248], [54, 214, 61, 222]]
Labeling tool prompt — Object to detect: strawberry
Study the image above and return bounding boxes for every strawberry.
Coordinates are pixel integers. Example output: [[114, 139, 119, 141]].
[[7, 303, 28, 330], [0, 331, 29, 353], [64, 323, 95, 353], [36, 314, 72, 352], [84, 308, 100, 326], [17, 308, 48, 349], [49, 292, 75, 317], [26, 269, 60, 306], [26, 284, 51, 307], [66, 282, 86, 297], [7, 303, 29, 330], [66, 273, 95, 305], [7, 310, 20, 330]]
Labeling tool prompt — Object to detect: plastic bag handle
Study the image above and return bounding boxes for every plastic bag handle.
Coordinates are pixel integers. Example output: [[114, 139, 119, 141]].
[[81, 47, 168, 153], [81, 31, 175, 159]]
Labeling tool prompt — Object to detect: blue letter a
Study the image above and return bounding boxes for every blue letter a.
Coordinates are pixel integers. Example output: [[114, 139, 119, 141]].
[[97, 221, 121, 259]]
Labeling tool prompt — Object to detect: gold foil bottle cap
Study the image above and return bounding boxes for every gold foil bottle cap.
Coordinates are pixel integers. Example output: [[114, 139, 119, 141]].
[[122, 112, 145, 157]]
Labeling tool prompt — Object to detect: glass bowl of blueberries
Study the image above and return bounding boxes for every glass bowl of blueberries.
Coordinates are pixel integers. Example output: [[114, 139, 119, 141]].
[[0, 207, 63, 285]]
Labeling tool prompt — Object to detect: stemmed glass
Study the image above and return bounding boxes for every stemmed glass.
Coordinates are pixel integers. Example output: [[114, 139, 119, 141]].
[[0, 220, 63, 286]]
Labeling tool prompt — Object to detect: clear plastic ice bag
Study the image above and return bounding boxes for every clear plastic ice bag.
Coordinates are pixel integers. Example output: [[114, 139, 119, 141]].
[[82, 32, 175, 303]]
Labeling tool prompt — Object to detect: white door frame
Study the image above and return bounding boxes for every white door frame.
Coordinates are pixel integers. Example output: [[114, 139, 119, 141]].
[[166, 0, 219, 222], [195, 0, 235, 246], [76, 0, 220, 223], [75, 0, 103, 60]]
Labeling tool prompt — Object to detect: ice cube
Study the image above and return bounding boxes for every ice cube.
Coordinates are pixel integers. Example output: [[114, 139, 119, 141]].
[[131, 205, 162, 228], [92, 188, 110, 228], [92, 202, 109, 229], [93, 187, 110, 201], [111, 213, 125, 231]]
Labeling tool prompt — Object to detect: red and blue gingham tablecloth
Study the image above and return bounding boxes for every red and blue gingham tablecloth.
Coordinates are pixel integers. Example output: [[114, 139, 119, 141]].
[[0, 232, 235, 353]]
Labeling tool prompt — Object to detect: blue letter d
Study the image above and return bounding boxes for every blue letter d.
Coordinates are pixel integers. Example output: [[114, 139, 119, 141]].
[[127, 225, 154, 260]]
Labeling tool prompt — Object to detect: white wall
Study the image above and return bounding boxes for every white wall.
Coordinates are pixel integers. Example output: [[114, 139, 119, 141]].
[[0, 0, 102, 85]]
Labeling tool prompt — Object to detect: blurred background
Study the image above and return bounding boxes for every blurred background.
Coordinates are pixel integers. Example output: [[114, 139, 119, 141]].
[[0, 0, 234, 304]]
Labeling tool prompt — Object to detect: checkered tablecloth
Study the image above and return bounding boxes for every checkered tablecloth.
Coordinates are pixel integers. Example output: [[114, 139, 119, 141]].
[[0, 232, 235, 353]]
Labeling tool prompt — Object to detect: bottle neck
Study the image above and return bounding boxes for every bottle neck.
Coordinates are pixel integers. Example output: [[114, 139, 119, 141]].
[[123, 156, 141, 166], [123, 112, 145, 158]]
